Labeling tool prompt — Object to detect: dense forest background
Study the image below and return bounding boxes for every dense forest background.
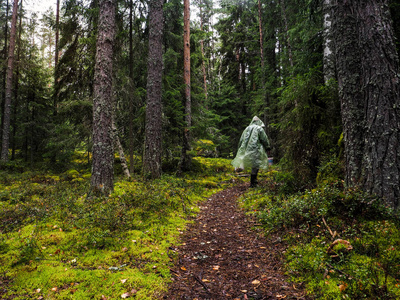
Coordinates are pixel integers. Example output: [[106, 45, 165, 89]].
[[1, 0, 400, 203]]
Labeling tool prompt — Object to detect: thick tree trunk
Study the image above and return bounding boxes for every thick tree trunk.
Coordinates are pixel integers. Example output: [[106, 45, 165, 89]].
[[1, 0, 18, 162], [332, 0, 400, 209], [179, 0, 192, 173], [143, 0, 164, 179], [91, 0, 116, 195]]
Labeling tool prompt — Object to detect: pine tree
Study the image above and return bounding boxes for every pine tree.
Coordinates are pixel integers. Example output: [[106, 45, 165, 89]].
[[143, 0, 164, 179], [91, 0, 116, 194], [332, 0, 400, 209]]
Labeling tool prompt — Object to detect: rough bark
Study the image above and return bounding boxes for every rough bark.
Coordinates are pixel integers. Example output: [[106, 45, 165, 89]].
[[1, 0, 18, 162], [143, 0, 164, 179], [332, 0, 400, 209], [91, 0, 116, 195], [179, 0, 192, 173]]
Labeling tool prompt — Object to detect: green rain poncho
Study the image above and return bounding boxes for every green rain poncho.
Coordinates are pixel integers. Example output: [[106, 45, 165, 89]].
[[231, 116, 271, 170]]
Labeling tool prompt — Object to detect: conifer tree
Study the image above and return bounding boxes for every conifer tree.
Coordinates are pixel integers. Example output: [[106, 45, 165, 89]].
[[332, 0, 400, 209], [143, 0, 164, 179], [91, 0, 116, 194]]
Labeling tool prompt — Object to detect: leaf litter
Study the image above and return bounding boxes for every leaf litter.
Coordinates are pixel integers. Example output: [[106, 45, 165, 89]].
[[162, 184, 308, 299]]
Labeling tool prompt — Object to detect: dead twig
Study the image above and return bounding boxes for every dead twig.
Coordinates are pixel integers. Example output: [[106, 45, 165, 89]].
[[193, 274, 209, 291], [322, 217, 337, 238]]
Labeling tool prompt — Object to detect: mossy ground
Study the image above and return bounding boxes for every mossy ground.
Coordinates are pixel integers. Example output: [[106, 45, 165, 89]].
[[0, 156, 241, 299], [239, 169, 400, 299]]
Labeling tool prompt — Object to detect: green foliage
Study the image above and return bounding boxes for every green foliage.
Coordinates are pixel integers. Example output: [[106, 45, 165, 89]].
[[193, 139, 217, 157], [240, 169, 400, 299], [276, 69, 341, 184]]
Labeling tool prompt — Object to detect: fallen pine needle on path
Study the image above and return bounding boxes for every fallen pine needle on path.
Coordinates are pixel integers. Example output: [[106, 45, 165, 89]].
[[162, 184, 307, 300]]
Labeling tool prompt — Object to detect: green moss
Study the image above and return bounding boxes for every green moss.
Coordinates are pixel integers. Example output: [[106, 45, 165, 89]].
[[1, 156, 234, 299]]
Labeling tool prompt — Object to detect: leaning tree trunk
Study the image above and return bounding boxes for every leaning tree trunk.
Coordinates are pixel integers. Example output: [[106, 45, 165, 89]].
[[112, 121, 130, 178], [332, 0, 400, 209], [1, 0, 18, 162], [91, 0, 116, 195], [143, 0, 164, 179], [179, 0, 192, 173]]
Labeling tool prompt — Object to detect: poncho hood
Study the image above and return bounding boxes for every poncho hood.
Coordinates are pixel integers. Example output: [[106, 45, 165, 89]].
[[231, 116, 271, 170]]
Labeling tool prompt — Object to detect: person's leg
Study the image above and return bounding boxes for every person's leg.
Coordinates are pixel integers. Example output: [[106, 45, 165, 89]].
[[250, 168, 259, 187]]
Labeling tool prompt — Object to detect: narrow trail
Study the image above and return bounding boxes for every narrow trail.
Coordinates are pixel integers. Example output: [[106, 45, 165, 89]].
[[162, 184, 307, 300]]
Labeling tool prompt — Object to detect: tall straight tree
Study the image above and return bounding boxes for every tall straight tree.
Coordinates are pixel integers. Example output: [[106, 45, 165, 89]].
[[1, 0, 9, 145], [332, 0, 400, 209], [1, 0, 18, 162], [143, 0, 164, 179], [179, 0, 191, 172], [91, 0, 116, 194]]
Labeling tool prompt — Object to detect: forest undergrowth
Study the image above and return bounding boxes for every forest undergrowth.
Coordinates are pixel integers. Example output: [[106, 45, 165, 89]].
[[241, 169, 400, 299], [1, 154, 399, 299], [0, 154, 237, 299]]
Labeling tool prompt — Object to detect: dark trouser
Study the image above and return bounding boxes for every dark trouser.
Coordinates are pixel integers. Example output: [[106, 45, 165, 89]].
[[250, 167, 259, 187]]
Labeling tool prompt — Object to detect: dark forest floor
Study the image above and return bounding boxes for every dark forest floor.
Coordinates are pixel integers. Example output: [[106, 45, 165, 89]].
[[162, 183, 308, 300]]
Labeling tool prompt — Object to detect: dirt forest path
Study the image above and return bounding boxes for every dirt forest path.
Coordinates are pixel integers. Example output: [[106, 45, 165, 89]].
[[162, 184, 307, 300]]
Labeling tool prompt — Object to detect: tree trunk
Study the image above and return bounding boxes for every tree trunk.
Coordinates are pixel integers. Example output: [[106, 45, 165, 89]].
[[1, 0, 9, 146], [128, 0, 134, 174], [257, 0, 264, 71], [11, 0, 22, 160], [143, 0, 164, 179], [200, 0, 207, 101], [323, 0, 335, 83], [1, 0, 18, 162], [55, 0, 60, 67], [91, 0, 116, 195], [279, 0, 293, 69], [332, 0, 400, 209], [53, 0, 60, 115], [112, 121, 130, 178], [179, 0, 192, 173]]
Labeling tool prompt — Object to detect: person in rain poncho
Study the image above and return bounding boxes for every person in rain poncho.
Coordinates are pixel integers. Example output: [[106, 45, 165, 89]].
[[231, 116, 271, 187]]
